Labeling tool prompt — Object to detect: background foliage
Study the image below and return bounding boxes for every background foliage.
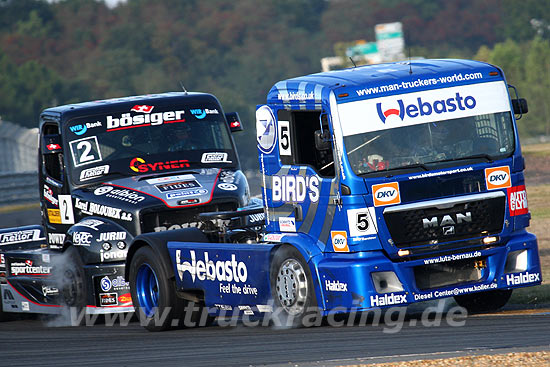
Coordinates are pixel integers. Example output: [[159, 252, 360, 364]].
[[1, 0, 549, 169]]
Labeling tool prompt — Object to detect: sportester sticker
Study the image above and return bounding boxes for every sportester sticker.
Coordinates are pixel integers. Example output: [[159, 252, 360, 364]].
[[372, 182, 401, 207], [485, 166, 511, 190], [331, 231, 349, 252]]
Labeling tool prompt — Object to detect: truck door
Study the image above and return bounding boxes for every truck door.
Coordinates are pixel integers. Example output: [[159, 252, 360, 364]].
[[272, 109, 342, 248], [39, 120, 75, 248]]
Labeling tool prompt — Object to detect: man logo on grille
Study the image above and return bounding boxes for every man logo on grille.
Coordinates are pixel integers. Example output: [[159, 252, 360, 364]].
[[422, 212, 472, 229], [442, 226, 455, 236]]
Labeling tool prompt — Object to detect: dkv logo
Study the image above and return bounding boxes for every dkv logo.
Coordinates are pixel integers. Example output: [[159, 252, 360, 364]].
[[485, 166, 511, 190], [372, 182, 401, 207], [331, 231, 349, 252]]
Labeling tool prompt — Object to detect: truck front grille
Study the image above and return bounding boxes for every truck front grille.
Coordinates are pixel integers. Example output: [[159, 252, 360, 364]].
[[383, 192, 505, 248], [140, 201, 237, 233]]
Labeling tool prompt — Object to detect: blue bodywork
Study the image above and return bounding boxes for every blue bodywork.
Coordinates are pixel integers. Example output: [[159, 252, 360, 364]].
[[167, 59, 542, 316]]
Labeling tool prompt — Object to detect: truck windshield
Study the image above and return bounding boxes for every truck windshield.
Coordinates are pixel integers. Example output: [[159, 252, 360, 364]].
[[345, 112, 515, 176], [66, 104, 237, 184]]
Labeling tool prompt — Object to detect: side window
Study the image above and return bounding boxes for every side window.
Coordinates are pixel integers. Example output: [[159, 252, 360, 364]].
[[277, 109, 335, 178], [41, 124, 64, 182]]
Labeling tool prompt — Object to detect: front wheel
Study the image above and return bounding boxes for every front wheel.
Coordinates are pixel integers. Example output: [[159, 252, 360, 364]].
[[454, 289, 512, 313], [61, 247, 87, 314], [129, 246, 185, 331], [270, 246, 319, 327]]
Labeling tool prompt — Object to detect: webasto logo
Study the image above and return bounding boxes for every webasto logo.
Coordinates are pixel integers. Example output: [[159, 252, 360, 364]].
[[176, 250, 248, 283], [376, 92, 477, 123]]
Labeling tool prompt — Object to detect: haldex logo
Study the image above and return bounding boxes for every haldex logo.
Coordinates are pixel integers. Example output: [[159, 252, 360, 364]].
[[176, 250, 248, 283], [376, 93, 476, 123], [370, 293, 407, 307], [506, 271, 540, 286], [325, 280, 348, 292]]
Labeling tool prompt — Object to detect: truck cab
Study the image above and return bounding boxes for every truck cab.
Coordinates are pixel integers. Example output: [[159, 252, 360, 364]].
[[2, 92, 250, 316], [259, 59, 539, 311]]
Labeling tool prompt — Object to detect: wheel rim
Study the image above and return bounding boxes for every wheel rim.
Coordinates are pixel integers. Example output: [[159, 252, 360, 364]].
[[135, 263, 160, 318], [275, 258, 308, 315]]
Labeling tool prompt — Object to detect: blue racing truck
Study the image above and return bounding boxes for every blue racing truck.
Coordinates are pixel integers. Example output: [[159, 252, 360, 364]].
[[126, 59, 541, 331]]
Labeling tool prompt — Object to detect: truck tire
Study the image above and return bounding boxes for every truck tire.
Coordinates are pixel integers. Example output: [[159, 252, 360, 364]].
[[454, 289, 512, 313], [270, 246, 320, 327], [61, 247, 87, 325], [129, 246, 185, 332]]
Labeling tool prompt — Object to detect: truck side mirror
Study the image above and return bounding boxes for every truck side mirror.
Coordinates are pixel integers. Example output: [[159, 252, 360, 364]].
[[41, 134, 63, 154], [225, 112, 243, 132], [512, 98, 528, 115], [314, 130, 331, 151]]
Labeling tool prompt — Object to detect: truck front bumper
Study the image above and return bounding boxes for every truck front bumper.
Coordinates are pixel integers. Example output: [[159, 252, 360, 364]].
[[314, 231, 541, 312]]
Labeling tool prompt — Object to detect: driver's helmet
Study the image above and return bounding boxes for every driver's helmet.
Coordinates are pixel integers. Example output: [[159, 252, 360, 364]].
[[168, 123, 194, 151]]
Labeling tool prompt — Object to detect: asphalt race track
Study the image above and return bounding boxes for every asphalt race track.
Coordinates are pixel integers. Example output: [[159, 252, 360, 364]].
[[1, 210, 549, 366], [0, 309, 549, 366]]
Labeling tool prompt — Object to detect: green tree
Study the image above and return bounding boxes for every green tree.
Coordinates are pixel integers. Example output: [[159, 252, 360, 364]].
[[0, 51, 88, 127], [478, 37, 550, 138], [524, 37, 550, 136]]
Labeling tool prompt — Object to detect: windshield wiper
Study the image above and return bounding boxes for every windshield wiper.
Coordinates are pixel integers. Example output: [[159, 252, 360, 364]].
[[359, 162, 429, 177], [427, 153, 494, 165], [388, 162, 430, 172]]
